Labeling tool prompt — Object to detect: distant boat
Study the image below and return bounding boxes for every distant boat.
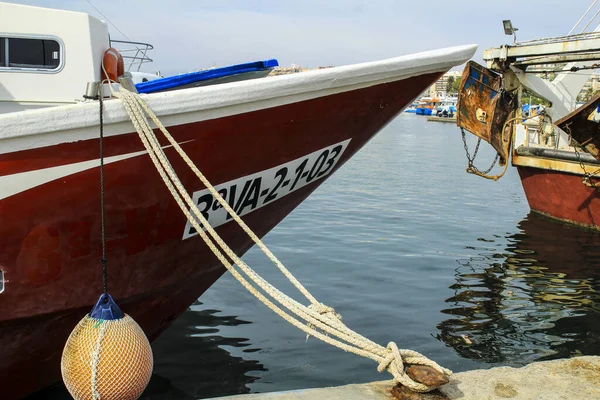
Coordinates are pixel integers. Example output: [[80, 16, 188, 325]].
[[435, 96, 457, 114], [415, 97, 440, 115]]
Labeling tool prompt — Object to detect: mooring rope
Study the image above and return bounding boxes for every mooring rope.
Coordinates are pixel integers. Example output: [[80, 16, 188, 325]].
[[111, 87, 450, 392]]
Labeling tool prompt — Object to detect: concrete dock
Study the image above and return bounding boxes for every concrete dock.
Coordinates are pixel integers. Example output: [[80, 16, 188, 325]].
[[210, 356, 600, 399], [426, 116, 457, 123]]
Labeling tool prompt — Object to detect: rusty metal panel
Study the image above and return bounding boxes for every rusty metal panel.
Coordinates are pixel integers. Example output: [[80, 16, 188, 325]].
[[555, 92, 600, 161], [456, 61, 516, 162]]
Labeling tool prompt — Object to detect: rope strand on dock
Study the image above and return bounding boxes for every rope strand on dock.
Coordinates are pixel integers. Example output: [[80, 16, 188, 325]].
[[113, 87, 451, 392]]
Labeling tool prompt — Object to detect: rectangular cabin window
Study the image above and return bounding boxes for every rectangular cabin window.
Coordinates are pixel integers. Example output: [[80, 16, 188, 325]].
[[7, 38, 61, 69]]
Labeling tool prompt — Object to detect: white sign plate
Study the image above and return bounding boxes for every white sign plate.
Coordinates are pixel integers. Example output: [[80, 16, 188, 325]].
[[183, 139, 351, 239]]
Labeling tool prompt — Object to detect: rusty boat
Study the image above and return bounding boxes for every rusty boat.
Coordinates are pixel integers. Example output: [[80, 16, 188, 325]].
[[0, 2, 476, 398], [456, 6, 600, 230]]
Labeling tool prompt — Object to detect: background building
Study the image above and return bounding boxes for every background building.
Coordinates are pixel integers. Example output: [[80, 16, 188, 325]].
[[419, 70, 462, 98]]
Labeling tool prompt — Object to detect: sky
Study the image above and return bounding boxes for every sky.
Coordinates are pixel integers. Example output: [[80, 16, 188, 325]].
[[4, 0, 596, 76]]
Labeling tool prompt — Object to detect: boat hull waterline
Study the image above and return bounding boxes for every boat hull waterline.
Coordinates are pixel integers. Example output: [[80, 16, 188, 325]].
[[0, 45, 476, 398], [518, 165, 600, 229]]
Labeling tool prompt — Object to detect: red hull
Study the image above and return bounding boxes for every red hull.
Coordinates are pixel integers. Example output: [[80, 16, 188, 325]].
[[517, 166, 600, 229], [0, 73, 441, 398]]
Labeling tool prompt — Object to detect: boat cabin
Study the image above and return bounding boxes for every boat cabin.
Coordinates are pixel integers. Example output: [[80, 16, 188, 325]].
[[0, 2, 113, 113]]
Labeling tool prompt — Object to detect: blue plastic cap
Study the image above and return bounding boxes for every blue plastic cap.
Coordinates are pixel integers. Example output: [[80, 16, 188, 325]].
[[89, 293, 124, 320]]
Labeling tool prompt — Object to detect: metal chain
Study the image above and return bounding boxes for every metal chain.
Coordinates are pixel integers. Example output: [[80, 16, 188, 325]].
[[461, 128, 479, 162], [566, 124, 600, 189], [482, 153, 500, 174], [461, 128, 500, 175], [573, 145, 600, 188], [460, 113, 544, 181], [98, 87, 109, 297]]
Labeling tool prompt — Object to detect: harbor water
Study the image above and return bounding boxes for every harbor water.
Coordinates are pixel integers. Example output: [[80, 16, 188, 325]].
[[32, 113, 600, 399]]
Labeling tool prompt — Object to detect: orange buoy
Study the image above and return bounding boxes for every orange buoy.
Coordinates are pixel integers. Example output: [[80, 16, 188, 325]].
[[101, 47, 125, 83], [61, 294, 153, 400]]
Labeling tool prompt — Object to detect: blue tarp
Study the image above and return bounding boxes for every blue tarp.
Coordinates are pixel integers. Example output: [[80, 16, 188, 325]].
[[136, 59, 279, 94]]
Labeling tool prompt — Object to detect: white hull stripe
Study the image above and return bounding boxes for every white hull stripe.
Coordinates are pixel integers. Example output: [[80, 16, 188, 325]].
[[0, 141, 193, 201]]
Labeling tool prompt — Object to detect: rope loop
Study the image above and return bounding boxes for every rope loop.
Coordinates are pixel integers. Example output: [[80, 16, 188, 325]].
[[377, 342, 452, 392], [377, 342, 403, 373]]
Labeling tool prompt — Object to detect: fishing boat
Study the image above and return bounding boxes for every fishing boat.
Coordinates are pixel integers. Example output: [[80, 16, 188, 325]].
[[415, 96, 440, 115], [435, 96, 457, 115], [0, 2, 475, 398], [416, 96, 456, 116], [456, 4, 600, 230]]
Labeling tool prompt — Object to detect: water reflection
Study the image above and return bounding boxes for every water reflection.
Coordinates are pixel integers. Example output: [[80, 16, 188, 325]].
[[148, 301, 267, 399], [437, 213, 600, 366], [27, 301, 266, 399]]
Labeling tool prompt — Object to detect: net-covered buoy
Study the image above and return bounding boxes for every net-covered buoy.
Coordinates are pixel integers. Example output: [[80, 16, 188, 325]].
[[61, 294, 153, 400]]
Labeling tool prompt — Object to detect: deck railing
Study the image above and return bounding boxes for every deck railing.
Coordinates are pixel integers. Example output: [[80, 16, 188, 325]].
[[110, 39, 154, 72]]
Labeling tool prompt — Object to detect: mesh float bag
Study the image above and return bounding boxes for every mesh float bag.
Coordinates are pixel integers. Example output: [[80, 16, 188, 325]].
[[61, 295, 153, 400]]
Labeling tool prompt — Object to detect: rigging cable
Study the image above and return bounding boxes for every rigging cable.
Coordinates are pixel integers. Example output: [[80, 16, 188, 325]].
[[86, 0, 131, 41], [581, 7, 600, 34], [570, 0, 599, 35]]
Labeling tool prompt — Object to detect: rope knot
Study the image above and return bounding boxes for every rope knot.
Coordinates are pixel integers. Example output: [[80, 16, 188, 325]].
[[377, 342, 453, 393], [308, 303, 342, 322], [305, 303, 343, 342], [377, 342, 403, 374]]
